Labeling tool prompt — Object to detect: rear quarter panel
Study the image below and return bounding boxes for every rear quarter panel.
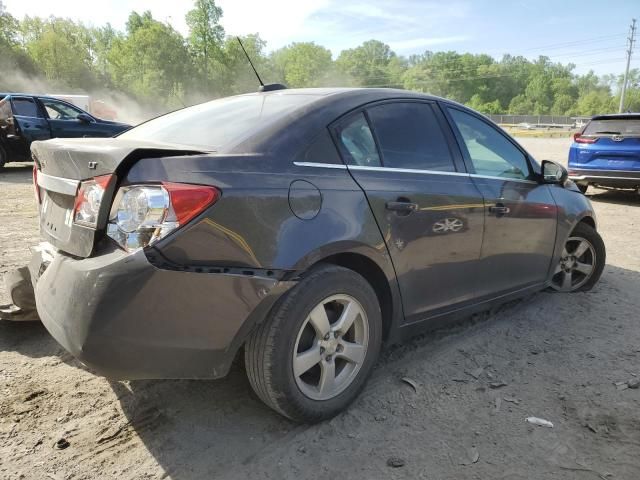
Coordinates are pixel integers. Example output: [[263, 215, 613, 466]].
[[125, 154, 395, 275]]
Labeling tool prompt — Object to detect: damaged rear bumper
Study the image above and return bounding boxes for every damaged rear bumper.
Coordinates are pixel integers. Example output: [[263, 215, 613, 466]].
[[30, 242, 294, 379]]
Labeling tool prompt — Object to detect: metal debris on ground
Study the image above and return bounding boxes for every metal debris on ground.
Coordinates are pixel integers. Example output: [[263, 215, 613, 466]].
[[460, 447, 480, 465], [526, 417, 554, 428], [489, 382, 507, 389], [386, 456, 406, 468], [401, 377, 419, 393], [54, 438, 70, 450]]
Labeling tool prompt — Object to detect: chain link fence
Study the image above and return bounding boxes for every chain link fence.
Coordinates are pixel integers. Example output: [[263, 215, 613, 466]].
[[487, 115, 591, 128]]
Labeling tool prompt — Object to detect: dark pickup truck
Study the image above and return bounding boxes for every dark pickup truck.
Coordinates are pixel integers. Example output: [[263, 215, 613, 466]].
[[0, 93, 131, 168]]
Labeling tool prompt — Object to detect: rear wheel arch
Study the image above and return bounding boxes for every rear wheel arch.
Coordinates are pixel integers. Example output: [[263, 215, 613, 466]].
[[309, 252, 395, 341]]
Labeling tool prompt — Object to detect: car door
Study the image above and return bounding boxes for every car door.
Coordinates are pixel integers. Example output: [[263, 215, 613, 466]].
[[444, 106, 557, 297], [10, 96, 51, 145], [333, 101, 486, 324], [38, 97, 108, 139]]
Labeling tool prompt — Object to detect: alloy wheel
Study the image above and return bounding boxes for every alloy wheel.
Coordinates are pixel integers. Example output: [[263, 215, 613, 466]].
[[292, 294, 369, 401], [550, 236, 596, 292]]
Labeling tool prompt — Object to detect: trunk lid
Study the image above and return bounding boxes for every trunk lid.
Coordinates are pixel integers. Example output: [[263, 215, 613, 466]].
[[32, 138, 204, 257]]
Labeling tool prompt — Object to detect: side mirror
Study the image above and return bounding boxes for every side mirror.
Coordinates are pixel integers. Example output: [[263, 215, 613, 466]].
[[541, 160, 568, 184], [77, 113, 93, 123]]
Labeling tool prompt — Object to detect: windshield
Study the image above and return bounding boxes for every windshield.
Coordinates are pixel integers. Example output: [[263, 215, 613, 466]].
[[583, 119, 640, 136], [119, 93, 320, 150]]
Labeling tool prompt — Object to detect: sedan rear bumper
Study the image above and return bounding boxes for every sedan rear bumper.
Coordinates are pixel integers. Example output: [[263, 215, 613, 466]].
[[568, 168, 640, 189], [30, 242, 294, 380]]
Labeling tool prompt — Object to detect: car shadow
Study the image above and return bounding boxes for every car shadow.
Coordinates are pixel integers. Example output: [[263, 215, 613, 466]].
[[107, 364, 298, 478], [109, 262, 640, 479], [588, 188, 640, 206], [0, 319, 69, 359], [0, 163, 34, 185]]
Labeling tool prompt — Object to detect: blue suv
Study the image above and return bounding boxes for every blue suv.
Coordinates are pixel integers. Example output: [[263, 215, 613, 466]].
[[568, 113, 640, 193]]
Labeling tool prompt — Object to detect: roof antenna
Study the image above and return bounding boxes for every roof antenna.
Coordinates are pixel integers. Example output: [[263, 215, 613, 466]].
[[236, 37, 286, 92]]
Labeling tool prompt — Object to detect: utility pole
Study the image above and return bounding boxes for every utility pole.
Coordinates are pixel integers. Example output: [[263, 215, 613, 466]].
[[619, 18, 637, 113]]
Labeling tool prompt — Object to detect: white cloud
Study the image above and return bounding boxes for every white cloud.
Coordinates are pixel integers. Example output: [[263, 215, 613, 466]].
[[216, 0, 330, 42]]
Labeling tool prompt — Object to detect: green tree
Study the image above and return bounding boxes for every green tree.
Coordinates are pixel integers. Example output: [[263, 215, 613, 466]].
[[24, 18, 97, 87], [508, 94, 535, 114], [185, 0, 224, 86], [336, 40, 404, 87], [551, 94, 574, 115], [214, 34, 267, 95], [108, 12, 192, 107], [270, 42, 333, 87]]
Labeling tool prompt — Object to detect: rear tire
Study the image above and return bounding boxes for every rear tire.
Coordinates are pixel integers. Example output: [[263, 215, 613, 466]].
[[245, 264, 382, 423], [577, 183, 589, 194]]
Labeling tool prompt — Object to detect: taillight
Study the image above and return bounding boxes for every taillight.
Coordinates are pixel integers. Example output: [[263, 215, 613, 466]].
[[573, 133, 598, 144], [32, 165, 41, 204], [73, 174, 114, 228], [107, 183, 219, 252]]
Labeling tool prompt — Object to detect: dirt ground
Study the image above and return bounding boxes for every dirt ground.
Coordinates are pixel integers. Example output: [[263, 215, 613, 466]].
[[1, 137, 640, 479]]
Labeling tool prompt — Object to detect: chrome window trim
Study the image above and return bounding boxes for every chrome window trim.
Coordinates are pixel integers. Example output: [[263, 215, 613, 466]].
[[37, 171, 80, 196], [347, 165, 470, 177], [294, 161, 539, 184], [469, 174, 538, 184], [294, 161, 468, 177], [293, 162, 347, 170]]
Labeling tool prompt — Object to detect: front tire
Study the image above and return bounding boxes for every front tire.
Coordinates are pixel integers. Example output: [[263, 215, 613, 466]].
[[550, 222, 605, 292], [245, 264, 382, 423], [577, 183, 589, 194]]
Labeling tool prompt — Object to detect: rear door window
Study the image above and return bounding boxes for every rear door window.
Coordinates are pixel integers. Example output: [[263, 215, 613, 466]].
[[366, 102, 455, 171], [583, 119, 640, 136], [335, 112, 381, 167], [12, 98, 41, 118]]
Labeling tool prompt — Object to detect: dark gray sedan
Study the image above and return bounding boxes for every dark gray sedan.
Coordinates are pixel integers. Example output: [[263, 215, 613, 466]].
[[23, 88, 605, 422]]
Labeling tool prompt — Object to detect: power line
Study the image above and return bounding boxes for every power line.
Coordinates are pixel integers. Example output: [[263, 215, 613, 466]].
[[359, 58, 629, 89], [515, 33, 627, 53]]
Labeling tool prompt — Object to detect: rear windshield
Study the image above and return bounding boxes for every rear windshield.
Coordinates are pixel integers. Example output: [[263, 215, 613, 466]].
[[583, 119, 640, 136], [119, 93, 320, 150]]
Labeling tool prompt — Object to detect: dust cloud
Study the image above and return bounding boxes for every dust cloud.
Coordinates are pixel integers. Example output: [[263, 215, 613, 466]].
[[0, 65, 162, 125]]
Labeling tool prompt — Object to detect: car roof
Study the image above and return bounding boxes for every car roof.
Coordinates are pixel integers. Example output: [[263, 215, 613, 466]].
[[223, 87, 461, 157], [241, 87, 443, 102], [591, 113, 640, 120]]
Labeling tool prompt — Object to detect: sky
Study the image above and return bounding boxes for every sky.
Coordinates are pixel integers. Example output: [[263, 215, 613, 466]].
[[3, 0, 639, 75]]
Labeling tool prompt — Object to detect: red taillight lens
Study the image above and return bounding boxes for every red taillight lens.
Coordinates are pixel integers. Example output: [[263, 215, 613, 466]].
[[107, 182, 220, 252], [32, 165, 41, 204], [162, 182, 219, 225], [573, 133, 598, 144], [73, 174, 114, 228]]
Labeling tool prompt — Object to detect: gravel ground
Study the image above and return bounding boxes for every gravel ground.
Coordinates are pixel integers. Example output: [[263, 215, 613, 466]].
[[1, 137, 640, 480]]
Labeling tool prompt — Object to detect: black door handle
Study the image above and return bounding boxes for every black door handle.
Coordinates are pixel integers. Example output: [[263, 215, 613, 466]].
[[489, 203, 510, 216], [386, 201, 418, 213]]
